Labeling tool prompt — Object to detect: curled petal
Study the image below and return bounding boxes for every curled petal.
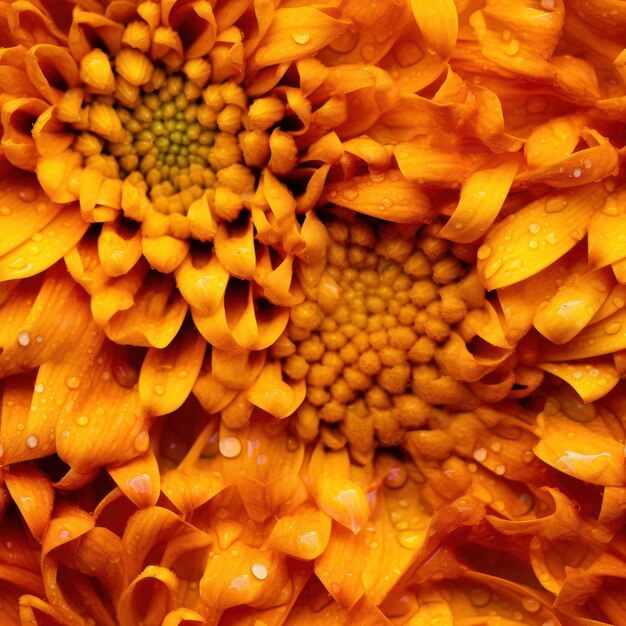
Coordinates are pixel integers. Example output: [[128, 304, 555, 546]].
[[138, 321, 206, 416], [477, 185, 604, 289], [410, 0, 458, 59], [246, 361, 306, 418], [107, 447, 161, 509], [324, 170, 433, 224]]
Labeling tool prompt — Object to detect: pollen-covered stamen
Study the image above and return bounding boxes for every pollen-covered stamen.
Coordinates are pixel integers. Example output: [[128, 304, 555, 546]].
[[284, 218, 484, 458]]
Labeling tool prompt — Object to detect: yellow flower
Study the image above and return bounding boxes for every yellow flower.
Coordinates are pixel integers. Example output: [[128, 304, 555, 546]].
[[3, 0, 626, 625]]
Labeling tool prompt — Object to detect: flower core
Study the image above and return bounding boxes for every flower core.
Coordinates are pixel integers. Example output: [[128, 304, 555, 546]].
[[287, 217, 484, 457]]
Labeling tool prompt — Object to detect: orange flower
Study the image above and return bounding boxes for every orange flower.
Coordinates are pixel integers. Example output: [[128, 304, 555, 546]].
[[2, 0, 626, 625]]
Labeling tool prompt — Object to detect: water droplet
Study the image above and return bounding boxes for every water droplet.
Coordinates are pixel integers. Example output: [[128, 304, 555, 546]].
[[396, 529, 424, 550], [572, 370, 583, 380], [219, 435, 242, 458], [58, 528, 70, 541], [469, 586, 492, 607], [473, 447, 487, 462], [18, 189, 37, 202], [381, 198, 392, 208], [384, 466, 408, 489], [483, 257, 503, 279], [153, 384, 165, 395], [34, 383, 44, 393], [477, 244, 492, 260], [76, 415, 89, 427], [540, 0, 555, 9], [528, 222, 541, 235], [490, 441, 502, 453], [528, 240, 538, 249], [65, 376, 81, 390], [291, 32, 310, 45], [251, 562, 268, 580], [0, 207, 11, 216], [494, 464, 506, 475], [605, 320, 622, 335], [572, 167, 582, 178], [503, 38, 520, 56], [25, 434, 38, 449], [545, 196, 567, 213], [17, 331, 30, 346], [545, 232, 557, 245]]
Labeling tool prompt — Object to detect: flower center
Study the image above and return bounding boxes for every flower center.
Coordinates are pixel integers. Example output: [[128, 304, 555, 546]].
[[285, 218, 482, 458], [109, 71, 216, 213]]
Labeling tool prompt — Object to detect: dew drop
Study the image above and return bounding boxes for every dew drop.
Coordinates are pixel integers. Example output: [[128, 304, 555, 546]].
[[25, 434, 38, 449], [572, 167, 582, 178], [396, 529, 424, 550], [473, 447, 487, 462], [494, 464, 506, 475], [528, 222, 541, 235], [76, 415, 89, 427], [384, 466, 408, 489], [469, 586, 492, 607], [291, 32, 310, 45], [34, 383, 44, 394], [153, 384, 165, 396], [17, 331, 30, 346], [219, 435, 242, 458], [605, 321, 622, 335], [545, 196, 567, 213], [545, 232, 557, 245], [251, 562, 268, 580], [476, 244, 492, 260], [65, 376, 81, 390]]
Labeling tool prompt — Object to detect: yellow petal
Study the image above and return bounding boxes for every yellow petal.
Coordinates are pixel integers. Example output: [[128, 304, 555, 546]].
[[533, 265, 613, 344], [138, 321, 206, 416], [219, 416, 304, 522], [98, 219, 143, 277], [477, 184, 605, 289], [439, 162, 519, 243], [0, 203, 88, 281], [142, 234, 189, 274], [267, 503, 332, 560], [213, 217, 256, 280], [588, 188, 626, 269], [324, 170, 433, 224], [410, 0, 458, 58], [538, 359, 619, 402], [252, 7, 350, 68], [246, 361, 306, 418], [307, 443, 370, 534], [175, 249, 228, 313], [107, 447, 161, 509], [4, 465, 54, 542], [534, 409, 626, 485]]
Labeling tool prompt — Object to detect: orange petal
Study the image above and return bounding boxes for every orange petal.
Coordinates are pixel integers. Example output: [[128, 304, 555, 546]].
[[410, 0, 458, 59], [439, 162, 519, 243], [307, 443, 370, 534], [142, 234, 189, 274], [314, 523, 367, 610], [324, 170, 433, 224], [36, 149, 82, 204], [0, 202, 88, 281], [98, 220, 142, 277], [138, 321, 205, 416], [107, 447, 161, 509], [4, 465, 54, 542], [588, 187, 626, 270], [534, 408, 626, 485], [219, 417, 305, 522], [246, 361, 306, 418], [266, 503, 332, 560], [104, 272, 188, 348], [252, 7, 350, 68], [175, 249, 228, 313], [538, 359, 619, 402], [213, 217, 256, 280], [533, 265, 613, 344], [477, 184, 605, 289]]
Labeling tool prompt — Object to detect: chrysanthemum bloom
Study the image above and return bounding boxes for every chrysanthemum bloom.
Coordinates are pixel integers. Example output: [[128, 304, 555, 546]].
[[4, 399, 626, 625], [3, 0, 626, 624]]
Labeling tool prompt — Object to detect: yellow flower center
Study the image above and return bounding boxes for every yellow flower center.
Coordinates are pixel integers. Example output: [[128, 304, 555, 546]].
[[285, 218, 483, 459], [108, 71, 217, 213]]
